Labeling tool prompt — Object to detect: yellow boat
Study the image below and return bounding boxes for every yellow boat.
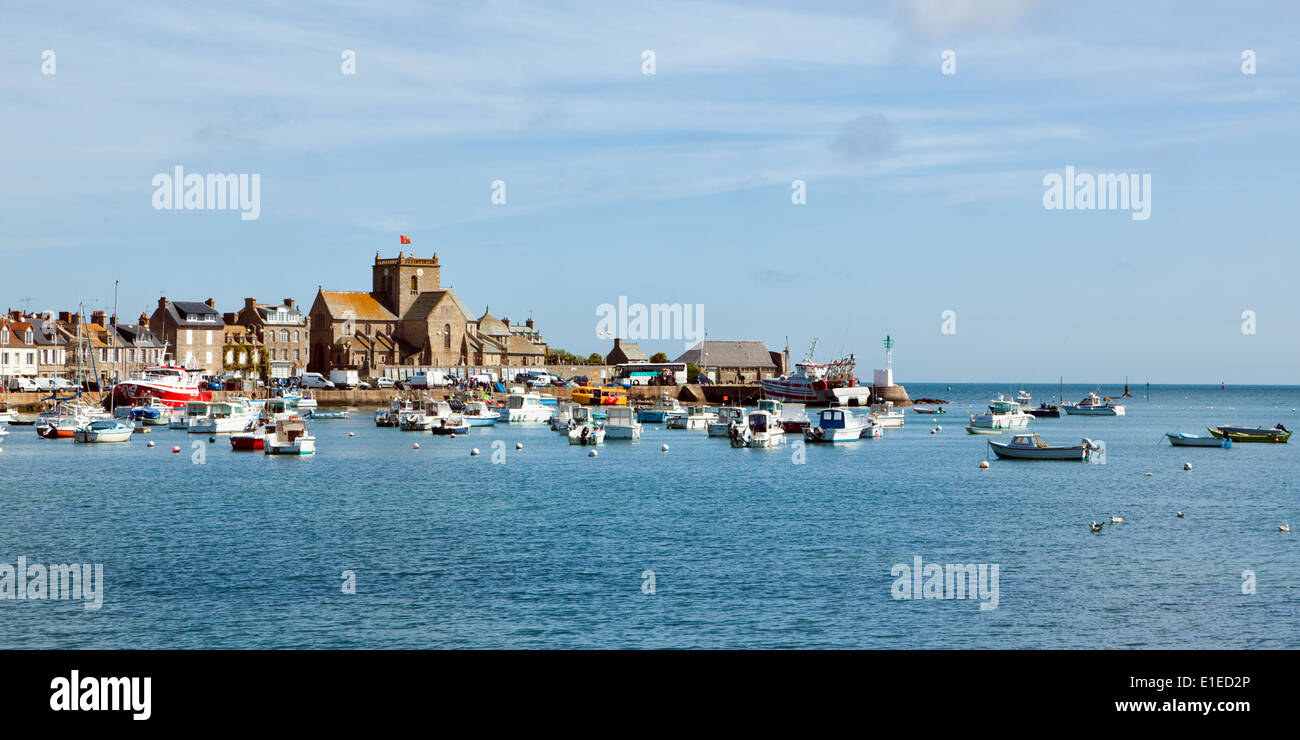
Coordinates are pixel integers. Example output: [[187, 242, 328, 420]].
[[572, 387, 628, 406]]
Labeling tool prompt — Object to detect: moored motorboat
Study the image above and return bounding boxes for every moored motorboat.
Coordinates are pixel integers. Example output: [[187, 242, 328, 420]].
[[969, 397, 1032, 430], [1025, 403, 1060, 418], [666, 405, 715, 430], [1061, 392, 1125, 416], [1207, 425, 1290, 443], [306, 409, 350, 419], [1166, 433, 1231, 448], [567, 423, 605, 445], [804, 408, 866, 443], [264, 418, 315, 455], [602, 405, 642, 440], [73, 419, 134, 443], [729, 409, 785, 448], [708, 406, 745, 437], [635, 396, 682, 423], [497, 393, 552, 423], [779, 403, 811, 434], [965, 426, 1002, 435], [913, 406, 944, 415], [988, 433, 1101, 461], [431, 413, 469, 435], [189, 401, 257, 434], [462, 401, 499, 426], [869, 400, 905, 428]]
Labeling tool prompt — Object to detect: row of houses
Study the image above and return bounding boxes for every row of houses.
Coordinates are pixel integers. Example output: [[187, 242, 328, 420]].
[[1, 251, 551, 385]]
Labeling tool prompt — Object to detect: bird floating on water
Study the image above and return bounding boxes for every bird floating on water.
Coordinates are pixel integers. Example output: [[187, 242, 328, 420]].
[[1177, 511, 1184, 518], [1090, 521, 1104, 533], [1280, 524, 1291, 533], [1111, 516, 1124, 524]]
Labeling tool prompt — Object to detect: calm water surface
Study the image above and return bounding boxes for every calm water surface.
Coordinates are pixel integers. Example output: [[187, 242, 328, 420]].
[[2, 383, 1298, 648]]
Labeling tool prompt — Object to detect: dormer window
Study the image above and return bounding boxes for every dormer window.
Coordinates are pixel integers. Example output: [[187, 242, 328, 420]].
[[25, 330, 33, 344]]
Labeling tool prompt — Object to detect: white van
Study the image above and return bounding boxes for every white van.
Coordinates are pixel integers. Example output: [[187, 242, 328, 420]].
[[7, 377, 41, 392], [299, 372, 336, 389]]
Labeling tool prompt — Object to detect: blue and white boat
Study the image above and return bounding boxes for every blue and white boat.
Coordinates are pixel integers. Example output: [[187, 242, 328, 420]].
[[804, 408, 866, 443], [462, 401, 499, 426], [1166, 432, 1231, 448], [636, 396, 682, 423]]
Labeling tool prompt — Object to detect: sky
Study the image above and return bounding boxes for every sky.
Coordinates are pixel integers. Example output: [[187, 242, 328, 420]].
[[1, 0, 1298, 383]]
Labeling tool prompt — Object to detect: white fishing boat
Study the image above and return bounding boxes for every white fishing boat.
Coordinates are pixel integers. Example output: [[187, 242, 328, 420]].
[[804, 408, 866, 443], [1061, 392, 1125, 416], [603, 405, 642, 440], [729, 409, 785, 448], [189, 401, 257, 434], [666, 405, 716, 430], [868, 400, 905, 428], [860, 418, 883, 438], [0, 402, 19, 424], [37, 399, 106, 439], [708, 406, 745, 437], [73, 418, 134, 443], [264, 418, 315, 455], [969, 397, 1033, 430], [988, 433, 1102, 461], [497, 393, 552, 423], [568, 423, 605, 445], [1015, 389, 1032, 404], [462, 401, 499, 426]]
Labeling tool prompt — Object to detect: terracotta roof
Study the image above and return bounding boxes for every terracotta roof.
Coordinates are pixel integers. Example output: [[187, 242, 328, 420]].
[[0, 319, 37, 347], [319, 291, 398, 322]]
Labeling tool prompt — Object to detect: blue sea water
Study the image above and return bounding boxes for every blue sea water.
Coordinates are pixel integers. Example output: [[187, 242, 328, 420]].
[[1, 383, 1297, 649]]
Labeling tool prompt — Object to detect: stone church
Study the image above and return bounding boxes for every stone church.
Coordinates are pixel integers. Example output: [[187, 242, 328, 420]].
[[307, 252, 546, 376]]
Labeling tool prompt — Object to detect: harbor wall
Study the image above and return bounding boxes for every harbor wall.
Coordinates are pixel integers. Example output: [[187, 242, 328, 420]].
[[1, 382, 911, 412]]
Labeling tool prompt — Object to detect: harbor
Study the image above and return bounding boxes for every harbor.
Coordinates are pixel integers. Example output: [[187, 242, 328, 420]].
[[2, 381, 1297, 649]]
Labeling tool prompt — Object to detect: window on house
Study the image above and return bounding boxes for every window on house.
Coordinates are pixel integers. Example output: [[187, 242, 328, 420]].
[[27, 352, 34, 364], [410, 276, 418, 293], [293, 330, 299, 343], [280, 329, 289, 342], [444, 324, 451, 349]]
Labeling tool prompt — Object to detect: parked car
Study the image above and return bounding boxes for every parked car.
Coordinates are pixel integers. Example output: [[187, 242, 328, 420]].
[[372, 377, 396, 389], [7, 377, 41, 392], [356, 380, 371, 389], [299, 372, 336, 390], [695, 375, 714, 385], [566, 375, 589, 386]]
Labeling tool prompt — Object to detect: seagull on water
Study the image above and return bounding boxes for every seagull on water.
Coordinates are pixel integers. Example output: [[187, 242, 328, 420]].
[[1090, 521, 1104, 533], [1177, 511, 1184, 518], [1111, 516, 1125, 524], [1280, 524, 1291, 533]]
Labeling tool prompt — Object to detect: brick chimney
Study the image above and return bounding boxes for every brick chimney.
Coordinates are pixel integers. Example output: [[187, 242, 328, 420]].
[[244, 297, 256, 313], [91, 310, 106, 326], [59, 311, 72, 323], [138, 312, 149, 328], [283, 298, 295, 309], [222, 312, 238, 324], [204, 298, 216, 308], [526, 318, 535, 329], [158, 297, 169, 310]]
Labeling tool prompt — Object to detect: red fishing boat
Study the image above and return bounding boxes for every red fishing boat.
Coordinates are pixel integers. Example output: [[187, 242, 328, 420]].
[[112, 364, 210, 409]]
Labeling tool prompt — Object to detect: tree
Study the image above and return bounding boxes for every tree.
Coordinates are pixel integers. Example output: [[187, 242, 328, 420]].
[[686, 363, 703, 380], [586, 353, 603, 364], [649, 352, 668, 363]]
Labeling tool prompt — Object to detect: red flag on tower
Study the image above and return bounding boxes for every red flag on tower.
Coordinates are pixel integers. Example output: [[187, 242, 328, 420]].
[[399, 235, 411, 244]]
